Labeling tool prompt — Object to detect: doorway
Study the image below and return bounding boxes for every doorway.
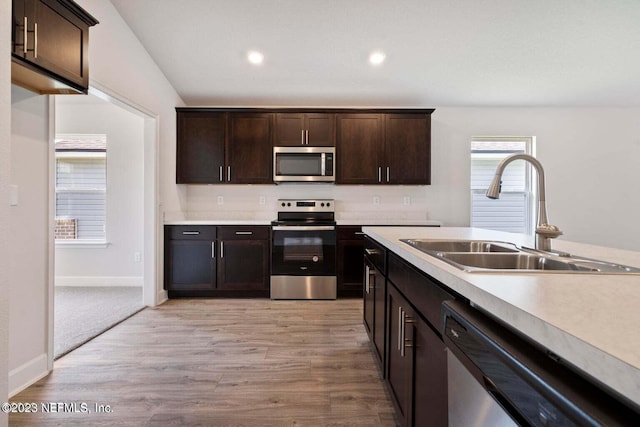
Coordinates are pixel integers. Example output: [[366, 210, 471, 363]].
[[51, 88, 156, 359]]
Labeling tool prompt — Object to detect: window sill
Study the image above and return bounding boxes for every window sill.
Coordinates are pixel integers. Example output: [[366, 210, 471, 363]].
[[55, 240, 110, 249]]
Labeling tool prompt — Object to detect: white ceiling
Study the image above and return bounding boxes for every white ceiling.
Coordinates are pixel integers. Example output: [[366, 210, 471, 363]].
[[109, 0, 640, 107]]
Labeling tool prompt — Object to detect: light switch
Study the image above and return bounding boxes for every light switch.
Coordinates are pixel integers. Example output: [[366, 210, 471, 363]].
[[9, 185, 18, 206]]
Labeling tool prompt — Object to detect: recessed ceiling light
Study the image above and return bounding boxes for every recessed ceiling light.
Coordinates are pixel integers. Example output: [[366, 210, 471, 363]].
[[247, 50, 264, 65], [369, 51, 386, 66]]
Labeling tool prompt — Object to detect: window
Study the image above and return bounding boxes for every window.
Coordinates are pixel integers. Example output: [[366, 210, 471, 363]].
[[55, 134, 107, 242], [470, 137, 534, 234]]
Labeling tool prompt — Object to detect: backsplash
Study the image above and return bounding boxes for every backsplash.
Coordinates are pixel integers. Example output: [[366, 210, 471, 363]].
[[164, 184, 434, 222]]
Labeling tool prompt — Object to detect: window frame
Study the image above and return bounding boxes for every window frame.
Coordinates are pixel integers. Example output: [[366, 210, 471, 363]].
[[470, 136, 535, 235], [54, 134, 108, 247]]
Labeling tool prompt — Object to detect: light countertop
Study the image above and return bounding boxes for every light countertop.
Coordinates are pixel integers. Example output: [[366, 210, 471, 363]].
[[362, 226, 640, 408], [165, 219, 442, 226]]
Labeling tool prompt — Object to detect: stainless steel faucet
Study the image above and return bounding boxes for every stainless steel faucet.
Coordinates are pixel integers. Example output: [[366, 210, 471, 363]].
[[486, 154, 562, 251]]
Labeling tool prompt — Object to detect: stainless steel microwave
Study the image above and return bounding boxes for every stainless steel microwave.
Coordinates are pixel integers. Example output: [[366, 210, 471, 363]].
[[273, 147, 335, 183]]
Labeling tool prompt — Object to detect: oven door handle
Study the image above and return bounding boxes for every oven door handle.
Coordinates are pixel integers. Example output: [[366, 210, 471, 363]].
[[272, 226, 335, 231]]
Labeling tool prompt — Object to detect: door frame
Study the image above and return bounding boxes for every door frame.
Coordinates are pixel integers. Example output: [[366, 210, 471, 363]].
[[47, 81, 160, 370]]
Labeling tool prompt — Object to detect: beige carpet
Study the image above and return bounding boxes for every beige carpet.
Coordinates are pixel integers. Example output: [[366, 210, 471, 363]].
[[54, 286, 144, 359]]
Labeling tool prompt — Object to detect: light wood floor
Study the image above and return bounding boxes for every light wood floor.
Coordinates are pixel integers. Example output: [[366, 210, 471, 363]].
[[10, 299, 398, 426]]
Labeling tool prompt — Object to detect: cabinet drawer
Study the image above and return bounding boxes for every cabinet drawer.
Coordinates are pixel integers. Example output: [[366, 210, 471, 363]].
[[168, 225, 216, 240], [388, 252, 455, 332], [218, 226, 269, 240], [337, 226, 365, 240], [364, 236, 386, 274]]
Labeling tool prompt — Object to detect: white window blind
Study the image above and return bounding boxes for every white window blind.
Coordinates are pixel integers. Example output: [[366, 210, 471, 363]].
[[470, 138, 533, 234], [55, 135, 107, 241]]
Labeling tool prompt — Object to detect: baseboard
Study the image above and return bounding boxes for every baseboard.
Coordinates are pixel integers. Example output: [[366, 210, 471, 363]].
[[157, 289, 168, 305], [9, 353, 49, 398], [55, 276, 143, 287]]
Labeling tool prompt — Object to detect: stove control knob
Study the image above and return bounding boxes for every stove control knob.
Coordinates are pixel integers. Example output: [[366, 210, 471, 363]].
[[287, 202, 291, 207], [321, 203, 325, 207], [327, 202, 331, 207], [281, 202, 285, 207]]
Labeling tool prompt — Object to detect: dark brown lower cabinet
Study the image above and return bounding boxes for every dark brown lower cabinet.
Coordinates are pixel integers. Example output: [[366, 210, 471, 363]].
[[387, 283, 414, 427], [413, 314, 448, 427], [217, 234, 269, 291], [387, 282, 448, 427], [337, 226, 366, 297], [165, 225, 269, 297]]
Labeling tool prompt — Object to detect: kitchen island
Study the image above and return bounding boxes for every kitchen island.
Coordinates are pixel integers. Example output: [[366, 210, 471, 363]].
[[363, 226, 640, 410]]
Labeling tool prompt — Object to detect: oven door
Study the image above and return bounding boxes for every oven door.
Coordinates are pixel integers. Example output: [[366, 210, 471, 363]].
[[271, 226, 336, 276]]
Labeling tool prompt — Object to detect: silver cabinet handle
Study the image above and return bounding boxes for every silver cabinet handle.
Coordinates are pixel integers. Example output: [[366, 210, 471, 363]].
[[23, 17, 28, 54], [386, 167, 390, 183], [219, 165, 223, 182], [355, 232, 366, 235], [211, 241, 215, 258], [301, 129, 305, 145], [365, 265, 370, 294], [220, 241, 224, 258], [306, 129, 309, 145], [365, 248, 379, 256], [182, 231, 200, 235], [401, 312, 415, 357], [227, 166, 231, 182], [34, 22, 38, 58], [235, 231, 253, 235], [398, 307, 403, 351], [378, 167, 382, 183]]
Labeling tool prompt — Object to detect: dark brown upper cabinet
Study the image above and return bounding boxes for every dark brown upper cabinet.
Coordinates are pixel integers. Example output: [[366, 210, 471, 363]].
[[336, 111, 433, 185], [227, 113, 273, 184], [385, 114, 431, 184], [275, 113, 335, 146], [176, 111, 226, 184], [336, 114, 384, 184], [11, 0, 98, 94], [176, 110, 274, 184]]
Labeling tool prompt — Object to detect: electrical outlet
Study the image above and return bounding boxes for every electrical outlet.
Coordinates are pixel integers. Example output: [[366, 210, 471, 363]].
[[134, 252, 142, 263], [403, 196, 411, 206], [217, 196, 224, 205], [373, 196, 380, 205], [259, 196, 266, 206]]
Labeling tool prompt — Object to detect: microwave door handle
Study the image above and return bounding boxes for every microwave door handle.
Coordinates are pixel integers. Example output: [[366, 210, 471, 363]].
[[321, 153, 326, 176]]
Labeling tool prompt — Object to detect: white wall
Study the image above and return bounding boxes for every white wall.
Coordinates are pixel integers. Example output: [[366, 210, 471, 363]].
[[54, 96, 145, 285], [9, 85, 50, 396], [1, 0, 12, 420]]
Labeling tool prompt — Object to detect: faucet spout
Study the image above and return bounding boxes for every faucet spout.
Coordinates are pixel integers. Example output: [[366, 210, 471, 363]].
[[485, 154, 562, 251]]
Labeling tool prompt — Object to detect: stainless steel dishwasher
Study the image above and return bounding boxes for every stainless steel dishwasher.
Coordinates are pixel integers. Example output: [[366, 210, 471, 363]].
[[442, 300, 640, 427]]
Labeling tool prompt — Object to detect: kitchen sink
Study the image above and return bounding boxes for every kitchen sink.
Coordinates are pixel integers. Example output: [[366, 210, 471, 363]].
[[400, 239, 640, 274], [401, 239, 519, 253], [434, 252, 597, 272]]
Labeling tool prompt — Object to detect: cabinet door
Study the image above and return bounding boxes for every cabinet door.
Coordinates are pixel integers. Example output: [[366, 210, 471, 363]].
[[363, 259, 375, 337], [372, 267, 386, 370], [167, 240, 216, 291], [176, 111, 225, 183], [337, 239, 365, 297], [413, 316, 448, 427], [336, 114, 383, 184], [33, 0, 90, 89], [306, 113, 334, 146], [385, 114, 430, 184], [274, 113, 305, 146], [227, 113, 273, 184], [217, 239, 270, 290], [387, 284, 414, 427]]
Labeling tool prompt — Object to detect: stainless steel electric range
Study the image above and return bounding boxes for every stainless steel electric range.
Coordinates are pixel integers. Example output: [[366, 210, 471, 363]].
[[270, 199, 337, 299]]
